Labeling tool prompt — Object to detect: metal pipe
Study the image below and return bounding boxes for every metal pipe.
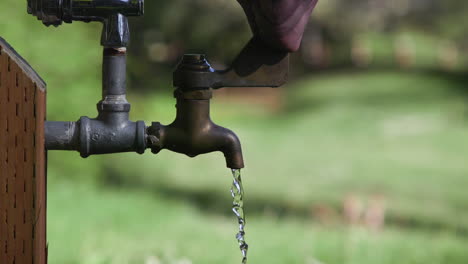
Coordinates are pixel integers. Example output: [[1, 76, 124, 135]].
[[77, 116, 146, 157], [44, 121, 79, 150], [98, 47, 130, 112], [36, 0, 248, 169], [66, 0, 144, 20], [103, 48, 127, 96], [148, 90, 245, 169], [27, 0, 144, 25], [44, 46, 146, 156], [44, 115, 146, 156]]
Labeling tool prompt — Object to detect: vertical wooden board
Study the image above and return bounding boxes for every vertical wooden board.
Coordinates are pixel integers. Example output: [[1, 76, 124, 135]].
[[22, 77, 34, 264], [0, 38, 47, 264], [0, 42, 7, 264], [13, 61, 26, 264], [34, 87, 47, 264], [4, 46, 16, 264], [16, 68, 28, 264], [6, 46, 17, 264]]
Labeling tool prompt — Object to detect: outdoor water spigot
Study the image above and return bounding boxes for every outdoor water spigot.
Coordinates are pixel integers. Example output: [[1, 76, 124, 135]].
[[31, 0, 294, 170], [27, 0, 144, 47], [148, 87, 244, 169], [148, 54, 244, 169], [32, 0, 149, 157], [148, 38, 290, 169]]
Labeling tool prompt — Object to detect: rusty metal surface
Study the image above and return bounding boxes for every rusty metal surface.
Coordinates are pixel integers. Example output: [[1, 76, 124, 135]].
[[0, 38, 47, 264]]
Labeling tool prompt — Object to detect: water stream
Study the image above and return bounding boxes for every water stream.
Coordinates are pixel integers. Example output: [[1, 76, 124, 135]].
[[230, 169, 249, 264]]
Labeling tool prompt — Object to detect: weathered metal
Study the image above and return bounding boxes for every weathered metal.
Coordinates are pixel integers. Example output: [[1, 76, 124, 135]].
[[0, 37, 47, 264], [27, 0, 144, 25], [148, 89, 245, 169], [148, 38, 290, 169], [29, 1, 148, 157], [30, 0, 289, 170], [173, 37, 289, 90], [27, 0, 144, 47], [41, 31, 289, 169], [45, 48, 147, 156]]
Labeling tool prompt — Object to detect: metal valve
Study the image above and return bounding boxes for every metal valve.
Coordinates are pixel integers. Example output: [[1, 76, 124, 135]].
[[146, 37, 290, 169], [27, 0, 144, 47], [27, 0, 144, 26]]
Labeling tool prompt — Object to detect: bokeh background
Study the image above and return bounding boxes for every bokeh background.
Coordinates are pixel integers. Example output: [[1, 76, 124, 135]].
[[2, 0, 468, 263]]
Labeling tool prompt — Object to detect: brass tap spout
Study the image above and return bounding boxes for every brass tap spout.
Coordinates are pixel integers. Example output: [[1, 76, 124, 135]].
[[148, 89, 244, 169], [147, 40, 289, 170]]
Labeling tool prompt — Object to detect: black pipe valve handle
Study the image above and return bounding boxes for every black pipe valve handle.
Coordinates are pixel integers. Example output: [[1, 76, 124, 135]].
[[27, 0, 144, 47]]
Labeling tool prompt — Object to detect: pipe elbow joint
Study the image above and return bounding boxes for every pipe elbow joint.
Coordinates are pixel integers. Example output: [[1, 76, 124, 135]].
[[45, 116, 147, 156], [78, 116, 147, 157]]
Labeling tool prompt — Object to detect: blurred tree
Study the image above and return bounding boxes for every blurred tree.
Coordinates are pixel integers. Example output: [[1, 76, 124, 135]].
[[128, 0, 252, 92], [126, 0, 468, 91]]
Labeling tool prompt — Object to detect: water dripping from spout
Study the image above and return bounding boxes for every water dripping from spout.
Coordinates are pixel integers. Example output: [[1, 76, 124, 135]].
[[231, 169, 248, 264]]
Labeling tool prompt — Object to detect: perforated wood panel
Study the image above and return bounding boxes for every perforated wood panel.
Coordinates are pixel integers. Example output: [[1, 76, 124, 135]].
[[0, 38, 47, 264]]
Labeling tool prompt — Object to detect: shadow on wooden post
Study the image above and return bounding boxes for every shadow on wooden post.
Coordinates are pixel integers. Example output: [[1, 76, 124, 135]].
[[0, 38, 47, 264]]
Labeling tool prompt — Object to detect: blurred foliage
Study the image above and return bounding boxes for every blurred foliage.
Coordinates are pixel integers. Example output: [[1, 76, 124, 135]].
[[312, 0, 468, 40], [3, 0, 468, 93], [127, 0, 251, 91], [126, 0, 468, 89], [0, 0, 102, 120]]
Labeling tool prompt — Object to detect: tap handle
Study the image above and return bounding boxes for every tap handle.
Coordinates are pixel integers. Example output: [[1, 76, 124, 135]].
[[214, 37, 289, 88], [173, 37, 289, 90]]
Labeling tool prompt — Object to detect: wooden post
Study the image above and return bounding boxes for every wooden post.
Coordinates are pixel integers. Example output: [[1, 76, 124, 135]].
[[0, 38, 47, 264]]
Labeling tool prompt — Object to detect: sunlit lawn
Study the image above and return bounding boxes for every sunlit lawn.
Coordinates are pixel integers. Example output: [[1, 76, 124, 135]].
[[48, 181, 468, 264], [48, 71, 468, 263]]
